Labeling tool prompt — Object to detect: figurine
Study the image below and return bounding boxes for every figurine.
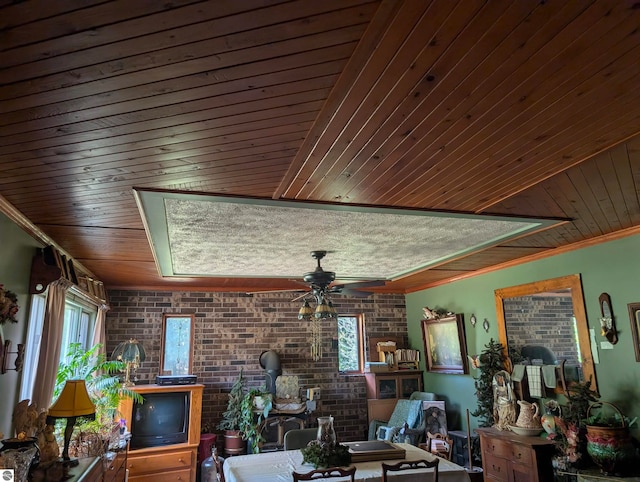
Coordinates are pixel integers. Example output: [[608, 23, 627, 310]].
[[492, 370, 516, 431]]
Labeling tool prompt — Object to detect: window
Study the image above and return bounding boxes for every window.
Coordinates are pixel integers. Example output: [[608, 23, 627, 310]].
[[19, 294, 46, 401], [59, 296, 96, 364], [19, 289, 98, 402], [337, 314, 364, 373]]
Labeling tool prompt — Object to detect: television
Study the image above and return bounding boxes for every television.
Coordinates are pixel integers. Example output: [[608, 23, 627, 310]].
[[129, 390, 190, 449]]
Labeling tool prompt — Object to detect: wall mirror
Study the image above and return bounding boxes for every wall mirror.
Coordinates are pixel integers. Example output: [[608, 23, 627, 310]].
[[161, 314, 194, 376], [495, 274, 598, 393]]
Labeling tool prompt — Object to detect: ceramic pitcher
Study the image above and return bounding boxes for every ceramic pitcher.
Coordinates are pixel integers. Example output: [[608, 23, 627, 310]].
[[515, 401, 542, 429]]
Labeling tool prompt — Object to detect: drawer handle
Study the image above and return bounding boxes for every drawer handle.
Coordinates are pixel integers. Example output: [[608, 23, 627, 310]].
[[492, 464, 501, 472], [178, 458, 184, 463], [515, 452, 523, 459]]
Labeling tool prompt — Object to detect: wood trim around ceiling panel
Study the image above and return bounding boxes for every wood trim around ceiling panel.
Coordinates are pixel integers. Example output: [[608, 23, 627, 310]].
[[405, 223, 640, 294], [0, 194, 101, 282]]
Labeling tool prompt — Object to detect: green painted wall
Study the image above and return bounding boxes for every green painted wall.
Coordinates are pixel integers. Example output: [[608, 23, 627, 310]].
[[0, 212, 42, 437], [406, 233, 640, 434]]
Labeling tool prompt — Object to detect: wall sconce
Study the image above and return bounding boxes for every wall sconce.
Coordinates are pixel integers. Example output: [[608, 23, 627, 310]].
[[111, 339, 145, 386], [0, 339, 25, 374]]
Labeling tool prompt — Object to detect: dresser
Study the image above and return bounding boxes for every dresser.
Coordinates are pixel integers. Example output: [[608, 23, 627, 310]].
[[103, 444, 128, 482], [476, 427, 555, 482]]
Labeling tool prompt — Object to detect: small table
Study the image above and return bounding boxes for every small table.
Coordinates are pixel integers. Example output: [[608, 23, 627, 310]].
[[223, 443, 471, 482]]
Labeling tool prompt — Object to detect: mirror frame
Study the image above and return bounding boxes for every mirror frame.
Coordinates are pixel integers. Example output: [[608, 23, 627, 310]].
[[495, 274, 598, 393], [160, 313, 195, 376]]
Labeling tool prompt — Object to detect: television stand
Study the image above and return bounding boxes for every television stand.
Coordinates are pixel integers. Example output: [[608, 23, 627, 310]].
[[118, 384, 203, 482]]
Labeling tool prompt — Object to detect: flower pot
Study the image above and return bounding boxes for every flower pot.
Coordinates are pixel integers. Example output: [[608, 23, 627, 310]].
[[223, 430, 245, 456], [586, 402, 636, 475]]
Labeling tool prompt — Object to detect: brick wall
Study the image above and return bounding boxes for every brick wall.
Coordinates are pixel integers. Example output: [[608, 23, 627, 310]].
[[106, 290, 408, 443]]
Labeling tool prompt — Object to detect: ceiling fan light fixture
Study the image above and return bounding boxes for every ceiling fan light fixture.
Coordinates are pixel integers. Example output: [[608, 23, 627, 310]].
[[314, 296, 336, 319], [298, 299, 313, 321]]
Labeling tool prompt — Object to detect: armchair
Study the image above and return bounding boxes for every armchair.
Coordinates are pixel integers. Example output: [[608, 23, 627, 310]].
[[367, 393, 437, 446]]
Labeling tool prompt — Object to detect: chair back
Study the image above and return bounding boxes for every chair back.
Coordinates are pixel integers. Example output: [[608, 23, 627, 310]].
[[283, 428, 318, 450], [425, 432, 453, 461], [409, 391, 437, 401], [381, 459, 439, 482], [292, 466, 356, 481]]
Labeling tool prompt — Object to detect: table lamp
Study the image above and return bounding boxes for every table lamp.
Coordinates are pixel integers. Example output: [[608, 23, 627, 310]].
[[46, 379, 96, 466], [111, 338, 145, 386]]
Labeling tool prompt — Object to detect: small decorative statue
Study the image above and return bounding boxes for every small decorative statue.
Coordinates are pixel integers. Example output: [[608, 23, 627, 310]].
[[492, 370, 517, 431]]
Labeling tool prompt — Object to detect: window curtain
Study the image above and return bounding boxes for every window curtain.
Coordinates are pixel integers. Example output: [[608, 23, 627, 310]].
[[91, 304, 109, 357], [31, 279, 72, 409]]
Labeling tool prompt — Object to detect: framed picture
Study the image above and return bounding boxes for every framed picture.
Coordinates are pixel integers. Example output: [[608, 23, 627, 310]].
[[160, 314, 195, 375], [421, 314, 468, 374], [423, 401, 448, 435], [627, 303, 640, 362]]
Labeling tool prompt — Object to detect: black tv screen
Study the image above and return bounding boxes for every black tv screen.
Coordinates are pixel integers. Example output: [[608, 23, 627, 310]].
[[129, 391, 190, 449]]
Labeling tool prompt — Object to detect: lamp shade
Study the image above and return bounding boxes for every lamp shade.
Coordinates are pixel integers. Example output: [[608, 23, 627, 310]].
[[48, 380, 95, 419], [111, 338, 146, 363]]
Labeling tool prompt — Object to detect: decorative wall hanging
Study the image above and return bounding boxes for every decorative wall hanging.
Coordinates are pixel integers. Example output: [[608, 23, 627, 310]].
[[599, 292, 618, 344], [421, 313, 468, 374], [470, 314, 477, 327], [482, 318, 490, 333], [0, 284, 19, 324], [627, 302, 640, 362]]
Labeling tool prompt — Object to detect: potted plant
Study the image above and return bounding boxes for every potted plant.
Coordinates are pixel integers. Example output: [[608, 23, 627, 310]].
[[218, 369, 246, 455], [585, 402, 637, 475], [239, 387, 272, 454]]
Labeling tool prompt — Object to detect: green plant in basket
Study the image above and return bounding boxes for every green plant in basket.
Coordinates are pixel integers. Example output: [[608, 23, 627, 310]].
[[301, 440, 351, 469]]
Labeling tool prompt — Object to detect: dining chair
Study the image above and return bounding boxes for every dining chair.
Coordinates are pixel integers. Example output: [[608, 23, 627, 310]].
[[283, 427, 318, 450], [423, 432, 453, 461], [292, 465, 356, 481], [381, 458, 439, 482]]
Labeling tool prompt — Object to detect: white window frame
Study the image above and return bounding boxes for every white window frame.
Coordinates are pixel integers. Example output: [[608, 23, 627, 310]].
[[337, 314, 365, 373]]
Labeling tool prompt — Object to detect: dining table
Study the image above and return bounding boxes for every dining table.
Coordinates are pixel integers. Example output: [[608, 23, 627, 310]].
[[223, 443, 472, 482]]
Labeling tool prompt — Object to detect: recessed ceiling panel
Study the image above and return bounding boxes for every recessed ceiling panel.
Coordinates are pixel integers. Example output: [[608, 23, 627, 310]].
[[134, 189, 564, 281]]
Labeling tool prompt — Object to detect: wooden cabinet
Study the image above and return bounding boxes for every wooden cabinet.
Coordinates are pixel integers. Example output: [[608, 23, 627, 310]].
[[119, 384, 203, 482], [476, 428, 555, 482], [364, 370, 422, 399], [103, 445, 128, 482], [127, 446, 194, 481], [364, 371, 422, 423]]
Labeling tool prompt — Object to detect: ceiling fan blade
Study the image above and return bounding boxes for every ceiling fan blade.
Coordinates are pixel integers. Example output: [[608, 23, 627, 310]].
[[334, 279, 386, 290], [291, 292, 311, 302], [246, 288, 307, 295], [335, 288, 374, 298]]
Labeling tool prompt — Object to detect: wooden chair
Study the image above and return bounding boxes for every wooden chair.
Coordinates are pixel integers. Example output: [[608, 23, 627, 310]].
[[283, 427, 318, 450], [381, 458, 439, 482], [422, 432, 453, 460], [292, 466, 356, 481]]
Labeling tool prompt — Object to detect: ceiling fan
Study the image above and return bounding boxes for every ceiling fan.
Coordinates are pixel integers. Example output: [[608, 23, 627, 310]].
[[294, 250, 385, 301]]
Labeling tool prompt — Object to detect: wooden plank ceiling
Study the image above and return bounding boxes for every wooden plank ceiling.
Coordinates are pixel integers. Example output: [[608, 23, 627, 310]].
[[1, 0, 640, 294]]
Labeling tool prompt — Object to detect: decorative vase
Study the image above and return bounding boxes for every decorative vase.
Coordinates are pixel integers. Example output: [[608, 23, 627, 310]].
[[0, 446, 38, 481], [541, 400, 560, 435], [316, 416, 336, 445], [0, 437, 40, 468], [586, 402, 636, 475], [515, 401, 542, 430]]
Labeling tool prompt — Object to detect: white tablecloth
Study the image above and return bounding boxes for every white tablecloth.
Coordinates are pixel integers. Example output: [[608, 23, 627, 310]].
[[223, 443, 471, 482]]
